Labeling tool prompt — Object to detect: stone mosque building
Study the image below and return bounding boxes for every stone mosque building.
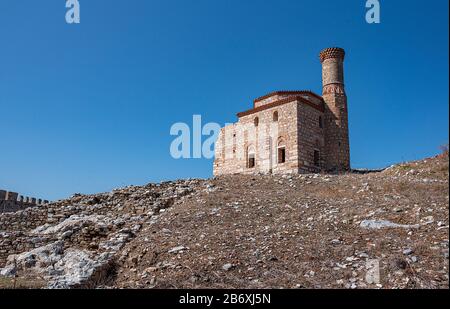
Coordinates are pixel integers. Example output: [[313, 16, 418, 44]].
[[214, 47, 350, 175]]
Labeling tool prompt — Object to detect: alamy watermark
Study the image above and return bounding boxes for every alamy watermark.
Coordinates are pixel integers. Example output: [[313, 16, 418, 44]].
[[366, 0, 381, 24], [169, 115, 282, 161], [170, 115, 222, 160], [66, 0, 80, 24], [64, 1, 379, 25]]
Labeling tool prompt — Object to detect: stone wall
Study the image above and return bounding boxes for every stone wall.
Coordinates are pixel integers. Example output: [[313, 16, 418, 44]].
[[0, 201, 88, 264], [240, 100, 300, 175], [322, 92, 351, 171], [297, 103, 326, 173], [0, 207, 54, 262], [0, 201, 122, 266], [213, 98, 325, 176], [0, 189, 49, 213]]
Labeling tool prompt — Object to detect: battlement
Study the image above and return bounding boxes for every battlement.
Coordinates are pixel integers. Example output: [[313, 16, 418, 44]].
[[0, 189, 49, 213]]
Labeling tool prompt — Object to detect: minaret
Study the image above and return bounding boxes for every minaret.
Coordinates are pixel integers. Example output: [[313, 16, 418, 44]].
[[319, 47, 350, 171]]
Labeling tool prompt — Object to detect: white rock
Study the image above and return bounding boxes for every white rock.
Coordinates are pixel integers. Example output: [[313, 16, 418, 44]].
[[222, 263, 234, 271], [168, 246, 186, 254], [360, 220, 420, 230], [403, 248, 414, 255], [365, 259, 380, 285], [31, 214, 110, 236], [48, 250, 114, 289]]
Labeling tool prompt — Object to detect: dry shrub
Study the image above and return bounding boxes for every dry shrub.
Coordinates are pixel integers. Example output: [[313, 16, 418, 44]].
[[439, 144, 449, 156]]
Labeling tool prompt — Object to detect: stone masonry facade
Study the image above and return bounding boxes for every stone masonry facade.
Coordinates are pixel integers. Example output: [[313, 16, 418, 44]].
[[214, 47, 350, 176]]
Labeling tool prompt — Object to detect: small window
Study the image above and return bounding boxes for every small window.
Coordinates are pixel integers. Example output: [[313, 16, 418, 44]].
[[248, 154, 255, 168], [314, 150, 320, 167], [254, 117, 259, 127], [278, 147, 286, 164], [319, 116, 323, 128], [273, 111, 279, 122]]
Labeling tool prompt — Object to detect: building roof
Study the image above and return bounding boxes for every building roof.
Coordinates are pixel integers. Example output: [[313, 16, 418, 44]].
[[253, 90, 324, 105], [237, 94, 324, 118]]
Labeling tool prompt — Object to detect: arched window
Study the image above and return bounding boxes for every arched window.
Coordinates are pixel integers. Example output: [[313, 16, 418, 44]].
[[273, 111, 279, 122], [254, 117, 259, 127]]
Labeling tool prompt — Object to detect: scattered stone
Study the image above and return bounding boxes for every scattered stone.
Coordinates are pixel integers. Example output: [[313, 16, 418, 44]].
[[403, 248, 414, 256], [162, 228, 172, 234], [168, 246, 186, 254], [0, 155, 448, 290], [222, 263, 234, 271]]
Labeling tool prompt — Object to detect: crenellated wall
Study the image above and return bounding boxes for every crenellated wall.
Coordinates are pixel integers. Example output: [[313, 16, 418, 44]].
[[0, 189, 49, 213]]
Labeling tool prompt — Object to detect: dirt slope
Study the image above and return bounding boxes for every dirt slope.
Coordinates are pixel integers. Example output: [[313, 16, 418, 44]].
[[114, 154, 449, 289], [0, 154, 448, 289]]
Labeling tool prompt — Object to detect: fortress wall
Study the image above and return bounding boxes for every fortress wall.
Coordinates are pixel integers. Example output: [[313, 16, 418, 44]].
[[0, 189, 49, 214]]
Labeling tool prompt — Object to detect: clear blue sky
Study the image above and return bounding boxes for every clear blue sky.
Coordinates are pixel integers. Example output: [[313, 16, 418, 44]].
[[0, 0, 448, 201]]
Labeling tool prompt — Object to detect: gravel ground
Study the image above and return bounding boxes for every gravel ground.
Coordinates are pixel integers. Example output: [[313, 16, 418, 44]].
[[1, 154, 447, 289], [113, 154, 449, 289]]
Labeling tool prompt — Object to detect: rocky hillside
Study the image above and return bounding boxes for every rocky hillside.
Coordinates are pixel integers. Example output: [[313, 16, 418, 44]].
[[0, 154, 448, 289]]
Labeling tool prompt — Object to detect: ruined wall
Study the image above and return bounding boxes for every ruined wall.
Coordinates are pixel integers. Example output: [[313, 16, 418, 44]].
[[0, 180, 198, 276], [0, 202, 111, 266], [0, 207, 54, 263], [0, 197, 106, 265], [0, 189, 48, 213]]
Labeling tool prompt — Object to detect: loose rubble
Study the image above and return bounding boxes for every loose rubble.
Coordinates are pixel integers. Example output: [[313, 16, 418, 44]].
[[0, 180, 201, 288], [0, 154, 448, 289]]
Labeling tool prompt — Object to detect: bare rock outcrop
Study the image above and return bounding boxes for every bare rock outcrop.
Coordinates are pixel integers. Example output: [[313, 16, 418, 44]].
[[0, 179, 203, 288]]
